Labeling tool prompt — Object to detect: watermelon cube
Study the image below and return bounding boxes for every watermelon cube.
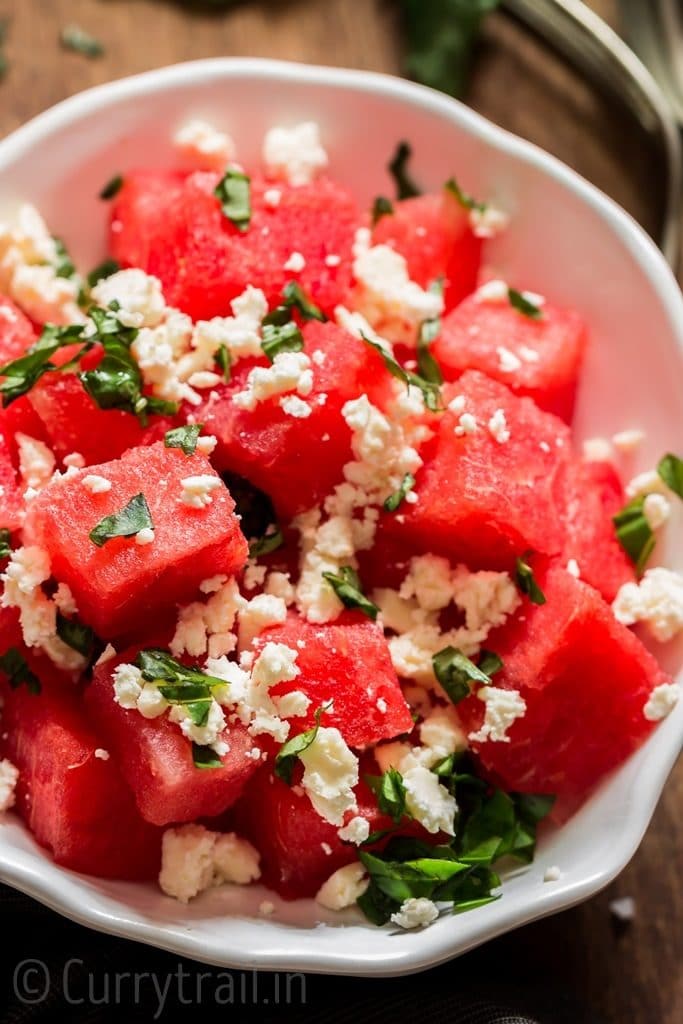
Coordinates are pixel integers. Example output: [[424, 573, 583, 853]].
[[86, 645, 262, 826], [433, 292, 588, 421], [560, 458, 635, 602], [195, 321, 388, 522], [255, 611, 414, 749], [382, 371, 572, 570], [27, 441, 248, 637], [0, 676, 162, 879], [111, 171, 359, 320], [457, 565, 665, 817], [371, 190, 481, 312], [0, 430, 24, 532]]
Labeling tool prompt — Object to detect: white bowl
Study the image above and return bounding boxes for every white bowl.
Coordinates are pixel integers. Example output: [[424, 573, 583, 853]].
[[0, 58, 681, 977]]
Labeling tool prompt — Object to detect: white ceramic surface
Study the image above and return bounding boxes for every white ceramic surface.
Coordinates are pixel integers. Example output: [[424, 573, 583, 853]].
[[0, 58, 681, 977]]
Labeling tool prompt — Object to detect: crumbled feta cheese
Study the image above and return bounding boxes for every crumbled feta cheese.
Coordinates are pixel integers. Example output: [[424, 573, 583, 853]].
[[474, 278, 508, 303], [187, 370, 222, 390], [16, 433, 55, 493], [0, 759, 18, 812], [279, 394, 312, 418], [613, 568, 683, 642], [316, 862, 369, 910], [158, 823, 260, 903], [612, 429, 644, 454], [582, 437, 613, 462], [487, 408, 510, 444], [238, 594, 287, 650], [112, 663, 143, 708], [299, 726, 359, 826], [264, 571, 296, 605], [94, 748, 110, 761], [400, 555, 454, 612], [448, 394, 466, 414], [544, 865, 562, 883], [196, 435, 218, 456], [209, 642, 299, 744], [519, 345, 539, 363], [643, 492, 671, 531], [173, 119, 236, 171], [337, 815, 370, 845], [262, 121, 328, 186], [200, 575, 229, 594], [391, 897, 439, 929], [419, 706, 468, 757], [566, 559, 581, 579], [469, 204, 509, 239], [497, 346, 522, 373], [233, 351, 313, 411], [609, 896, 636, 921], [243, 562, 268, 592], [259, 900, 276, 915], [91, 268, 166, 329], [455, 412, 477, 436], [273, 689, 311, 719], [63, 452, 85, 469], [402, 764, 457, 835], [135, 527, 155, 546], [82, 474, 112, 494], [469, 686, 526, 743], [325, 253, 341, 268], [169, 698, 227, 751], [451, 566, 521, 634], [643, 682, 680, 721], [352, 228, 444, 344], [179, 474, 222, 509], [283, 251, 306, 273], [263, 188, 282, 209], [626, 469, 670, 501], [53, 582, 78, 617]]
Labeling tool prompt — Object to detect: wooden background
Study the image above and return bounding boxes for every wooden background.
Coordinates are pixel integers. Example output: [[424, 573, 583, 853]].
[[0, 1, 680, 1021]]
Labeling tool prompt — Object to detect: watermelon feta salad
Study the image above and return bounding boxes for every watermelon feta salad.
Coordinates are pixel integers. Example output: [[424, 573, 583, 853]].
[[0, 117, 681, 931]]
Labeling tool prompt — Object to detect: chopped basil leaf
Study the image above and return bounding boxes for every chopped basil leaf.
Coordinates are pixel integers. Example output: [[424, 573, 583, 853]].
[[0, 323, 86, 406], [53, 238, 76, 280], [657, 453, 683, 500], [388, 141, 421, 200], [383, 472, 416, 512], [366, 769, 408, 823], [0, 648, 40, 694], [0, 528, 11, 560], [372, 196, 394, 225], [282, 282, 327, 323], [89, 492, 153, 548], [55, 612, 96, 659], [164, 423, 203, 456], [261, 320, 304, 363], [214, 169, 251, 233], [274, 703, 330, 785], [433, 645, 492, 704], [508, 288, 542, 321], [192, 743, 223, 770], [417, 280, 445, 385], [87, 258, 120, 288], [444, 176, 485, 212], [60, 24, 104, 57], [249, 525, 284, 559], [514, 554, 547, 605], [214, 343, 231, 381], [478, 649, 503, 678], [136, 649, 226, 703], [613, 497, 656, 574], [361, 333, 441, 411], [322, 565, 379, 621], [99, 175, 123, 201]]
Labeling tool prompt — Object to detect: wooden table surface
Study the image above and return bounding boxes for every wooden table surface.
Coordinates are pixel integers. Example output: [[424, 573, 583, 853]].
[[1, 2, 680, 1021]]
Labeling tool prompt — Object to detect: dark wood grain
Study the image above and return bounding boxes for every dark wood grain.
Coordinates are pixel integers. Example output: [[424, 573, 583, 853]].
[[0, 2, 681, 1021]]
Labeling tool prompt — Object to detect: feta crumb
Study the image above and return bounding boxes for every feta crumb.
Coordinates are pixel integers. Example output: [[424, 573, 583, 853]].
[[321, 842, 333, 855], [200, 575, 229, 594], [212, 831, 261, 885], [643, 492, 671, 531], [448, 394, 466, 414], [233, 351, 313, 411], [135, 527, 155, 546], [273, 689, 311, 719], [544, 865, 563, 883], [455, 412, 477, 436], [613, 568, 683, 642], [299, 726, 359, 826], [497, 346, 522, 373], [609, 896, 636, 922], [612, 429, 645, 454], [262, 121, 328, 186], [91, 269, 166, 329], [469, 686, 526, 743], [264, 571, 296, 606], [63, 452, 85, 468], [283, 251, 306, 273], [16, 433, 55, 493], [0, 759, 19, 811], [519, 345, 540, 363], [238, 593, 287, 649], [54, 582, 78, 616], [196, 435, 218, 456], [158, 824, 260, 903], [487, 408, 510, 444], [263, 188, 282, 208], [325, 253, 341, 268], [391, 897, 439, 930], [279, 394, 312, 418], [583, 437, 613, 462], [174, 119, 235, 171], [243, 562, 268, 591], [566, 559, 581, 579], [337, 815, 370, 845], [474, 278, 508, 304], [94, 748, 110, 761], [316, 862, 369, 910], [82, 474, 112, 494], [643, 682, 679, 721], [402, 764, 457, 835], [259, 900, 275, 916], [179, 474, 222, 509], [469, 204, 509, 239]]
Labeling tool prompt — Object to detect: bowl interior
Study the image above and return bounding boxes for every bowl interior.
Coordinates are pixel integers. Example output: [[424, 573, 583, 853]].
[[0, 59, 681, 975]]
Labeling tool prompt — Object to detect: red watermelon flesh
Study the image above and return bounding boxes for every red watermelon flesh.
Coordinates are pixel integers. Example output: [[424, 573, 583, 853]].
[[559, 458, 635, 602], [86, 646, 262, 827], [111, 170, 359, 320], [0, 429, 24, 532], [27, 441, 248, 637], [195, 320, 388, 522], [457, 565, 665, 818], [254, 611, 414, 750], [371, 191, 481, 312], [432, 292, 588, 421], [0, 295, 37, 365], [382, 371, 572, 570], [0, 676, 162, 879]]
